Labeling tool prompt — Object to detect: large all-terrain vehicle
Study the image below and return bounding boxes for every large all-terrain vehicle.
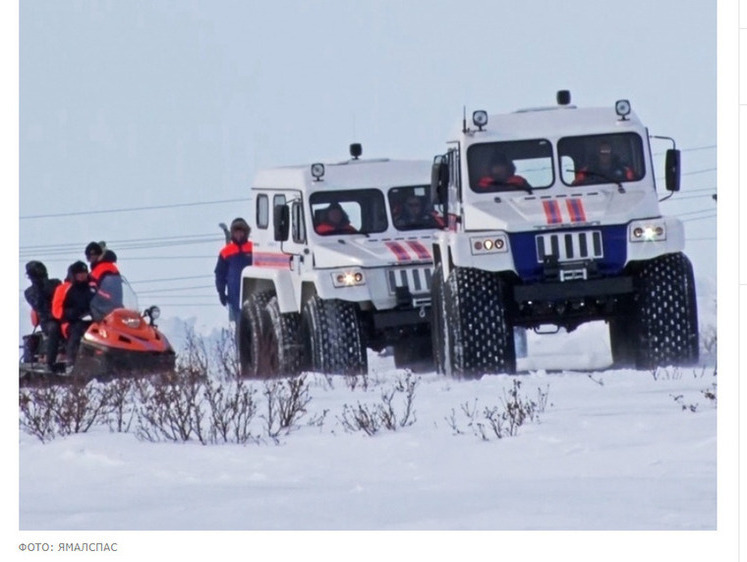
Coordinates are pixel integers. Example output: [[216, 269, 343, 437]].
[[238, 145, 439, 377], [20, 277, 175, 385], [429, 91, 699, 377]]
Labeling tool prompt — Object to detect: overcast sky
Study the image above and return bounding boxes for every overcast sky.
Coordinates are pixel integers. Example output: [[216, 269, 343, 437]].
[[17, 0, 718, 333]]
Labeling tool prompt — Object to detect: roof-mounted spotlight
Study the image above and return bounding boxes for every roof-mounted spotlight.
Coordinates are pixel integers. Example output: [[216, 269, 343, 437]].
[[557, 90, 571, 105], [615, 99, 631, 120], [472, 110, 488, 131], [310, 163, 325, 181], [350, 143, 362, 160]]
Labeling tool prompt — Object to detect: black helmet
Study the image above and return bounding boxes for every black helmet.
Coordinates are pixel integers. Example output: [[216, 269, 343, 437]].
[[85, 241, 103, 259], [25, 260, 47, 279], [68, 261, 89, 276]]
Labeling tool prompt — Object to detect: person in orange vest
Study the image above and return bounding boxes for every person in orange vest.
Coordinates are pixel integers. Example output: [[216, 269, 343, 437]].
[[215, 217, 253, 322], [85, 241, 123, 318], [477, 153, 531, 191], [51, 261, 94, 373], [315, 202, 359, 235]]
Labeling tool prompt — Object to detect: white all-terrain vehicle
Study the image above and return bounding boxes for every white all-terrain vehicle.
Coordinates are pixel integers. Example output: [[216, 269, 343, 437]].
[[429, 91, 699, 377], [238, 145, 439, 376]]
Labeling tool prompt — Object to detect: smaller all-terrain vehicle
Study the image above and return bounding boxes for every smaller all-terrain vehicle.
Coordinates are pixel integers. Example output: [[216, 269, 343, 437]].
[[238, 144, 438, 377], [20, 277, 176, 385]]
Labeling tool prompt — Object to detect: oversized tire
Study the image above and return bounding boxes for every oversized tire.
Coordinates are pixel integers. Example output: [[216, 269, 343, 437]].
[[301, 296, 367, 375], [393, 334, 433, 373], [430, 264, 448, 374], [238, 292, 273, 378], [632, 252, 699, 369], [445, 267, 516, 378], [266, 296, 303, 377]]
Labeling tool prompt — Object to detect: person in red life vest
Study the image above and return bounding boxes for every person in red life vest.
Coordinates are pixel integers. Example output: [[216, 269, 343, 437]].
[[477, 153, 531, 191], [85, 241, 124, 319], [315, 202, 359, 235], [23, 261, 62, 370], [51, 261, 94, 373], [573, 141, 637, 185], [215, 217, 253, 322]]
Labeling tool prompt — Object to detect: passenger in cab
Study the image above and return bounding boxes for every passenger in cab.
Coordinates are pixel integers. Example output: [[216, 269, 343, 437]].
[[315, 202, 358, 235], [393, 195, 444, 229], [477, 153, 531, 191]]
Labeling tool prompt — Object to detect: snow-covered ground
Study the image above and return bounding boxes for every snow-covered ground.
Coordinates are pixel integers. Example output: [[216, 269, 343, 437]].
[[19, 323, 717, 526], [14, 279, 727, 561]]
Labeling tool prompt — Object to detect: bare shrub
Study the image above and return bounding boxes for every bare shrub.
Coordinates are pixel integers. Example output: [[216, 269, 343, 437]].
[[263, 375, 312, 442], [19, 384, 60, 443], [212, 327, 241, 381], [445, 380, 549, 441], [54, 380, 111, 436], [134, 370, 207, 444], [104, 378, 137, 433], [204, 377, 260, 444], [338, 373, 418, 435]]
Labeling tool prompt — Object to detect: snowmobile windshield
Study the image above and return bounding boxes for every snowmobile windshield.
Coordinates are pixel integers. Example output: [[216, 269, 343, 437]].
[[90, 275, 137, 321], [310, 189, 388, 235]]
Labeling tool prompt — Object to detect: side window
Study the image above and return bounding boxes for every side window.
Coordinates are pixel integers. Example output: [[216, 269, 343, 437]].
[[256, 194, 269, 229], [291, 201, 306, 244]]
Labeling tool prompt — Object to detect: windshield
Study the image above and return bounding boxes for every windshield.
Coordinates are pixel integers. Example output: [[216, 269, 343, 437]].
[[310, 189, 388, 236], [388, 185, 443, 231], [468, 139, 554, 192], [90, 276, 138, 321], [558, 133, 645, 186]]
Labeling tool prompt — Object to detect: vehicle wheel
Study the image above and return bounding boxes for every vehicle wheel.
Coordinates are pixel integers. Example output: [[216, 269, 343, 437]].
[[430, 264, 447, 375], [393, 334, 433, 373], [632, 252, 699, 369], [445, 267, 516, 378], [238, 292, 273, 377], [301, 296, 367, 375], [266, 296, 303, 377]]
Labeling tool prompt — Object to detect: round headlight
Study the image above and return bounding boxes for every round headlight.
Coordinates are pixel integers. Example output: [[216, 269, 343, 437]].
[[148, 306, 161, 320], [495, 238, 504, 250], [474, 241, 483, 251], [484, 239, 494, 250], [633, 227, 643, 238]]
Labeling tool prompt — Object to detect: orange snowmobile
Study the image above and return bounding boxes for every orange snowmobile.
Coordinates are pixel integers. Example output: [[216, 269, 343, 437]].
[[20, 277, 175, 385]]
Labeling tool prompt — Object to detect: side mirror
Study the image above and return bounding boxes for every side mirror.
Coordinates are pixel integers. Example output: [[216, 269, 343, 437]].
[[665, 149, 680, 192], [430, 155, 449, 205], [274, 204, 290, 242]]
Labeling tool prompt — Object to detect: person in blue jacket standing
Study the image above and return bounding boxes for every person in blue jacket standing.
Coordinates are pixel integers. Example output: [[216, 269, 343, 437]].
[[214, 217, 253, 323]]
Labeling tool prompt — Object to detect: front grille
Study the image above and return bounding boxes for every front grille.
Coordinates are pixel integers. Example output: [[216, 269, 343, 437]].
[[387, 267, 433, 295], [536, 231, 603, 263]]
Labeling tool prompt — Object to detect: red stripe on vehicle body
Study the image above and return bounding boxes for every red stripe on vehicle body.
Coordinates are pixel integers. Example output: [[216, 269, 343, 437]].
[[406, 240, 431, 260], [542, 200, 563, 224], [385, 241, 411, 262], [566, 199, 587, 222], [254, 252, 291, 269]]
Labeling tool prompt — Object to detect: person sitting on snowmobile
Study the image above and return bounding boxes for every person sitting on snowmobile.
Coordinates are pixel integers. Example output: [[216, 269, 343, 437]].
[[23, 260, 62, 371], [51, 261, 95, 373], [85, 241, 124, 319]]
